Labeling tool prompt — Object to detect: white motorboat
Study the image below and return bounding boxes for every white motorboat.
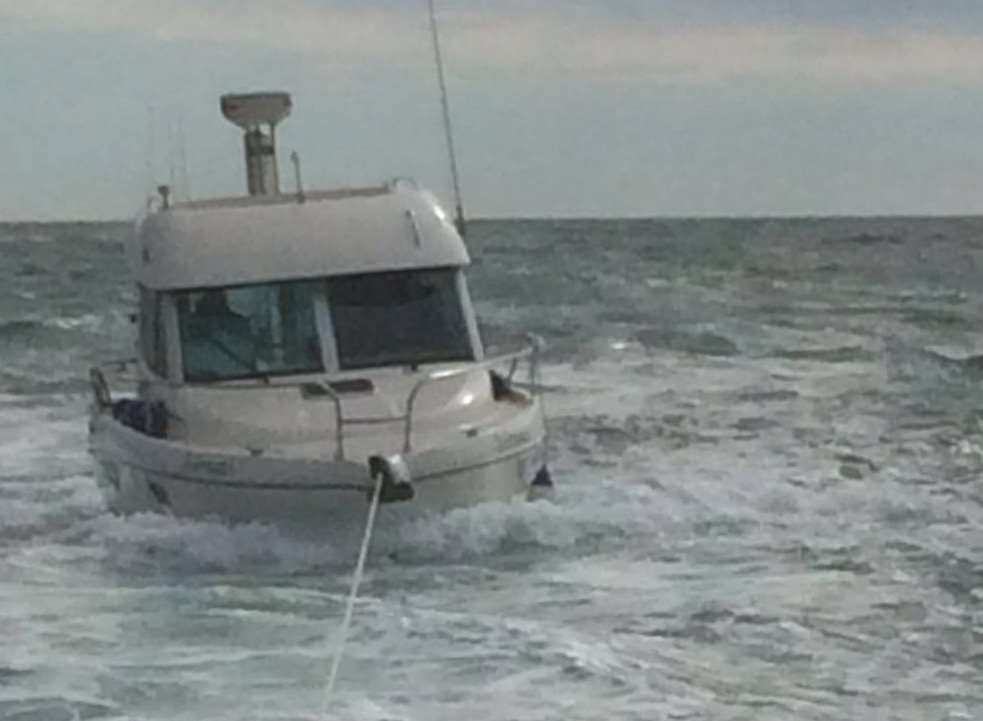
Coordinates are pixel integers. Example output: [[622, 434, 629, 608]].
[[88, 92, 552, 527]]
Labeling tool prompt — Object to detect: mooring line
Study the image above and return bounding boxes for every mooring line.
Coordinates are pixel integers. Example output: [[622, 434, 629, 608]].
[[320, 468, 384, 716]]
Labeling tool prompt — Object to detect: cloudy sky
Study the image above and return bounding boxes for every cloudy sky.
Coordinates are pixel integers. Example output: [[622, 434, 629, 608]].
[[4, 1, 983, 220]]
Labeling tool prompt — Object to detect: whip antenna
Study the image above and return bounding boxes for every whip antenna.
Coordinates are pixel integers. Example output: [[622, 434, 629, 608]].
[[427, 0, 466, 236]]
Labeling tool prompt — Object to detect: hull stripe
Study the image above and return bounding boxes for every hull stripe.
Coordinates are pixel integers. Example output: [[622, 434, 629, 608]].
[[93, 445, 538, 492]]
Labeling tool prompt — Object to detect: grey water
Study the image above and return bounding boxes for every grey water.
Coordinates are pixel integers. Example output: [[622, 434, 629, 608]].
[[1, 217, 982, 720]]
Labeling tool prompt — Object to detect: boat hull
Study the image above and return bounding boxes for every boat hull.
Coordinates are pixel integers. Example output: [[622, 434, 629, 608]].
[[88, 407, 547, 527]]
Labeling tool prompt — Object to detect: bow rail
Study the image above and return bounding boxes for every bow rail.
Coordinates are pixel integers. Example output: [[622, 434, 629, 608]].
[[89, 336, 544, 461]]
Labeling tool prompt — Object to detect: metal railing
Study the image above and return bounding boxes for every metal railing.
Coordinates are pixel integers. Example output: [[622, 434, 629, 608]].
[[302, 381, 347, 460], [91, 336, 544, 461], [401, 340, 541, 453]]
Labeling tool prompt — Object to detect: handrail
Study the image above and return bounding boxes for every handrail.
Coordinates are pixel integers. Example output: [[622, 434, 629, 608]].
[[308, 382, 345, 461], [402, 337, 542, 453], [93, 337, 544, 461]]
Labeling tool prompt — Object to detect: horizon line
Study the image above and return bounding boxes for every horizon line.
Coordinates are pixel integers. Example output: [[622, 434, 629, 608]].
[[5, 210, 983, 225]]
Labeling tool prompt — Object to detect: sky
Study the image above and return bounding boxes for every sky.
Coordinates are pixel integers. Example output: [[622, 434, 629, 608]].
[[4, 1, 983, 220]]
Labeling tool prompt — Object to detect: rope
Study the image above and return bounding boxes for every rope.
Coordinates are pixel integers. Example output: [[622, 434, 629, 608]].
[[320, 467, 385, 716]]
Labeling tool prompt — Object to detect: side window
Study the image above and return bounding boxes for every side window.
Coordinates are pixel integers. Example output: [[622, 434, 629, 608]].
[[138, 286, 168, 378]]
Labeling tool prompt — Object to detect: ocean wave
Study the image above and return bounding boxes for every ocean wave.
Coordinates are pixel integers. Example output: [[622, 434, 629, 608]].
[[900, 307, 967, 329], [822, 231, 905, 246], [633, 327, 739, 357], [884, 337, 983, 388], [0, 697, 117, 721], [0, 313, 107, 338], [0, 481, 103, 547], [0, 230, 56, 244], [768, 345, 875, 363], [0, 371, 92, 397], [70, 472, 688, 575], [84, 513, 356, 576], [75, 500, 577, 575], [43, 313, 105, 331], [4, 216, 983, 721], [14, 262, 47, 277], [0, 319, 42, 338], [0, 221, 128, 245]]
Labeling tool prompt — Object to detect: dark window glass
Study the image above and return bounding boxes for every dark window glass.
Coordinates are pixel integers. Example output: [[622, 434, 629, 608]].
[[176, 280, 323, 382], [328, 268, 474, 370]]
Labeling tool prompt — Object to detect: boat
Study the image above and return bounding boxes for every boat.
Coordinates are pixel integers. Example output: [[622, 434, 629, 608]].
[[87, 91, 552, 527]]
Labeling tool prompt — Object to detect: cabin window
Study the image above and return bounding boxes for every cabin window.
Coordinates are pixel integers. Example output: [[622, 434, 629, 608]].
[[327, 268, 474, 370], [138, 286, 168, 378], [176, 280, 323, 382]]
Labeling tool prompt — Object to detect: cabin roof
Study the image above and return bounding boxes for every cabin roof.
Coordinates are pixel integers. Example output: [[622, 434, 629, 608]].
[[130, 183, 470, 290]]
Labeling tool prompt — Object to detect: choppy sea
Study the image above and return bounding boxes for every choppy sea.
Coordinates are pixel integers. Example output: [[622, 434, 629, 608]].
[[1, 217, 982, 720]]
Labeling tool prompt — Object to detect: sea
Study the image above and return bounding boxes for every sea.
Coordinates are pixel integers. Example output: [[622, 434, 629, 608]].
[[1, 217, 982, 721]]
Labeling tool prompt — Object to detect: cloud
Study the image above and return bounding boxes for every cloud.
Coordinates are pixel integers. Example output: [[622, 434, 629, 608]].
[[5, 0, 983, 89], [6, 0, 983, 219], [0, 1, 419, 62]]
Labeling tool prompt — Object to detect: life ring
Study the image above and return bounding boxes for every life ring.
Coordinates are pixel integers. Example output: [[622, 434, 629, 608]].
[[89, 367, 112, 409]]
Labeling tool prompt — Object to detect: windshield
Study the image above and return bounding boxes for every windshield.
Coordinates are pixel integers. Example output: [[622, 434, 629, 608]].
[[328, 268, 474, 370], [177, 280, 323, 382]]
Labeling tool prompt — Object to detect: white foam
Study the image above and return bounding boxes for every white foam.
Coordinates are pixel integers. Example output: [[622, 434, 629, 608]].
[[87, 512, 353, 575], [0, 405, 88, 477], [43, 314, 105, 331]]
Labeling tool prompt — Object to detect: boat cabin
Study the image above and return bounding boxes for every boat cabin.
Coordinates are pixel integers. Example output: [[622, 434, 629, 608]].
[[116, 92, 507, 453], [131, 185, 483, 386]]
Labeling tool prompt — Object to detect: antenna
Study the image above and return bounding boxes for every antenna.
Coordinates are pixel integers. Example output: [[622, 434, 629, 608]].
[[177, 115, 192, 201], [427, 0, 466, 237], [167, 116, 177, 193], [221, 92, 292, 196], [146, 105, 157, 195]]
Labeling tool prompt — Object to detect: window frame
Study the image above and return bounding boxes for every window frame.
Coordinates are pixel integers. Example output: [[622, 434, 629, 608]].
[[456, 270, 485, 362], [137, 284, 171, 380]]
